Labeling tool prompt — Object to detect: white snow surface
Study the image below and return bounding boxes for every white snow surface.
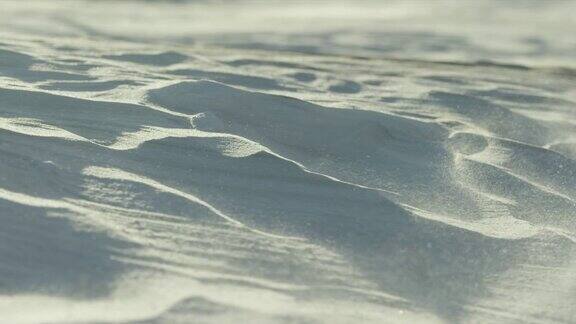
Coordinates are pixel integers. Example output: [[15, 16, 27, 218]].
[[0, 0, 576, 323]]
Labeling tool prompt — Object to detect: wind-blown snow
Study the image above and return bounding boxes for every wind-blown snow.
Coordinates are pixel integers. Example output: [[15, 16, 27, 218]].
[[0, 1, 575, 323]]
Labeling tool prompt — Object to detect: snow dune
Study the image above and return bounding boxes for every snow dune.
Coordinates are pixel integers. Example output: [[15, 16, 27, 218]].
[[0, 1, 576, 323]]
